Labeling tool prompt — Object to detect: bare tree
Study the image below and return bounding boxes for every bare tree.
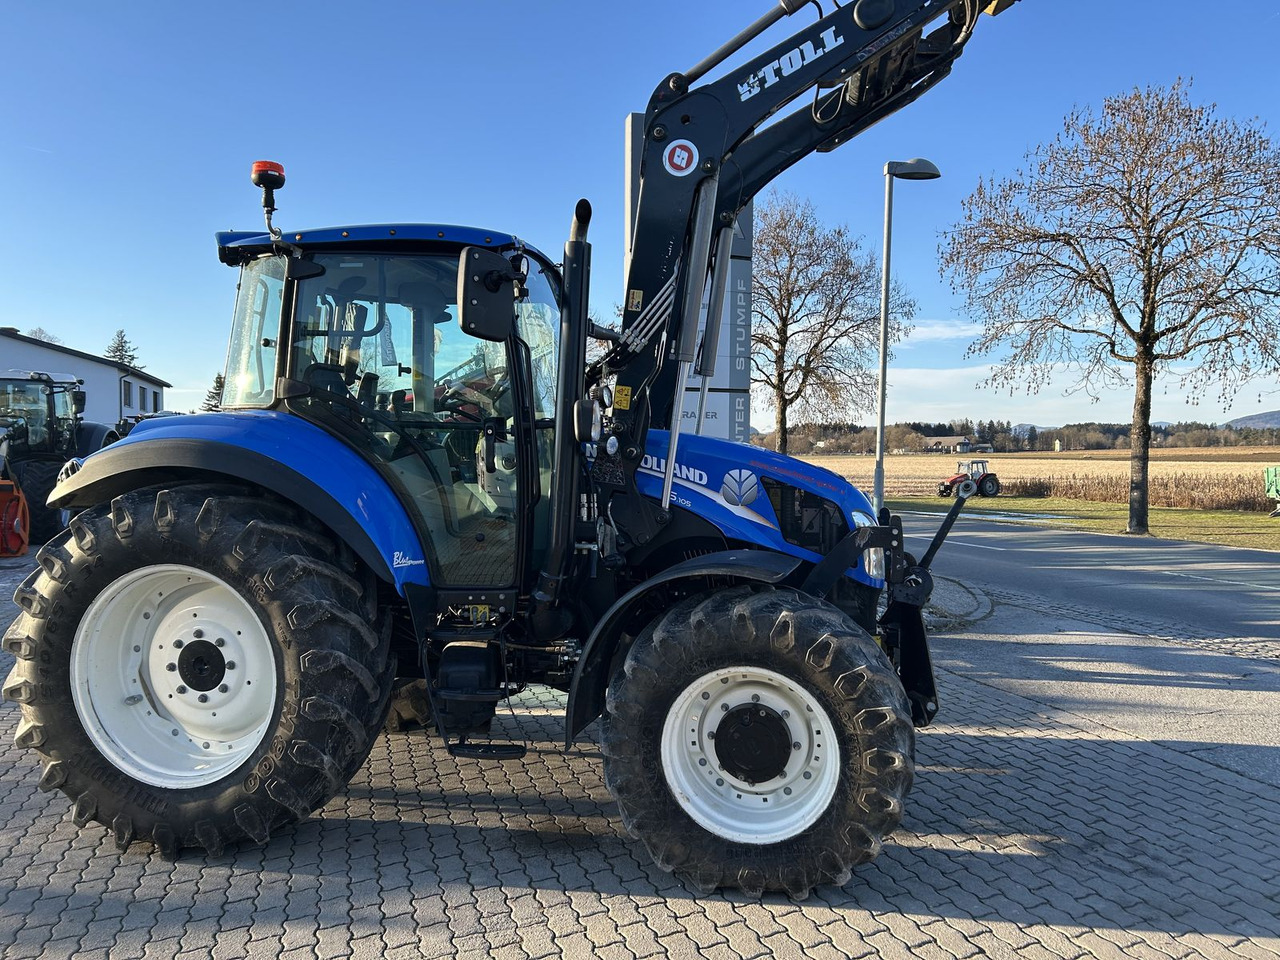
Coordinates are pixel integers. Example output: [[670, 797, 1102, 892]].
[[25, 327, 62, 344], [752, 192, 914, 455], [942, 81, 1280, 533]]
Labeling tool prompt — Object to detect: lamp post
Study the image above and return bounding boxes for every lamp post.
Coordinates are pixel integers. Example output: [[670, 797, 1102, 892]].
[[873, 157, 941, 517]]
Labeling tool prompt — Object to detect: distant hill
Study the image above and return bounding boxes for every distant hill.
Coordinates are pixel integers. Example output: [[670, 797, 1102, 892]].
[[1226, 409, 1280, 429], [1012, 423, 1056, 437]]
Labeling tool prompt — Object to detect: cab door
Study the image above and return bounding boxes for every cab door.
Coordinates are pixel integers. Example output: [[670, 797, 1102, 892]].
[[286, 251, 558, 591]]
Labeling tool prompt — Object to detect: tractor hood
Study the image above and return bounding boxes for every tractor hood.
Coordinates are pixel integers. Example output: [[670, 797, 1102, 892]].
[[633, 431, 882, 585]]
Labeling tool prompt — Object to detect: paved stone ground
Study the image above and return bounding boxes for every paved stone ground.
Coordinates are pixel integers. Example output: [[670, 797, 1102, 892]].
[[1, 554, 1278, 959]]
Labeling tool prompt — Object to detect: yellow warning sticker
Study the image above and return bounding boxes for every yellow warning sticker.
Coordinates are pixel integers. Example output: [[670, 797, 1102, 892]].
[[627, 289, 644, 312], [613, 385, 632, 411]]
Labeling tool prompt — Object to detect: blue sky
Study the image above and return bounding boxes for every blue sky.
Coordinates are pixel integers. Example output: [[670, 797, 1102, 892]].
[[3, 0, 1277, 426]]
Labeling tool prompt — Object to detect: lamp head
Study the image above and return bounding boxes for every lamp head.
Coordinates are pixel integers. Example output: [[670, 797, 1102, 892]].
[[885, 158, 942, 180]]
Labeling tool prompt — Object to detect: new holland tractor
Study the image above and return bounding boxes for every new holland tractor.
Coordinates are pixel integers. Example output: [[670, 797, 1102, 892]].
[[4, 0, 1011, 896]]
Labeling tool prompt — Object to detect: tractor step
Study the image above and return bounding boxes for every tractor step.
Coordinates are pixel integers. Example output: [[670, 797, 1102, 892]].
[[447, 741, 526, 760], [436, 688, 506, 703]]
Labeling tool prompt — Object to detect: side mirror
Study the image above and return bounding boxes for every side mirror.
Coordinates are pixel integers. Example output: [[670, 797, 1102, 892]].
[[72, 390, 87, 414], [285, 257, 326, 280], [457, 247, 517, 342]]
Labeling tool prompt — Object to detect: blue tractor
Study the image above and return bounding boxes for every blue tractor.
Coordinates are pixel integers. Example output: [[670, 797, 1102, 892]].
[[5, 0, 1008, 896]]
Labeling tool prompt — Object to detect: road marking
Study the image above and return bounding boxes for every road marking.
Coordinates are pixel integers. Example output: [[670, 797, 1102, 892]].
[[905, 533, 1006, 551], [1161, 571, 1280, 592]]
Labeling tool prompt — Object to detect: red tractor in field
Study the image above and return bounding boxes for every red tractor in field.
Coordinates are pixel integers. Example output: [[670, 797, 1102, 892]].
[[939, 459, 1000, 498]]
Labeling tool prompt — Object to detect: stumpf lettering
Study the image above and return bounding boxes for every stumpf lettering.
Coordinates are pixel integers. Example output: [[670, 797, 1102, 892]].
[[738, 27, 844, 102]]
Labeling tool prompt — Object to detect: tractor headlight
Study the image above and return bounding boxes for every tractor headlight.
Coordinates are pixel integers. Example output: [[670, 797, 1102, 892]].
[[851, 511, 885, 580]]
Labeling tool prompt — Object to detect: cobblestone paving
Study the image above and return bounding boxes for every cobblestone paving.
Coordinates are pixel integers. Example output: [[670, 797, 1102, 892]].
[[2, 554, 1278, 959]]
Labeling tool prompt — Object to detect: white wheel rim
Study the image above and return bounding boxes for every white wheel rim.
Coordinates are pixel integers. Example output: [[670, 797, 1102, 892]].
[[71, 564, 278, 789], [660, 666, 841, 845]]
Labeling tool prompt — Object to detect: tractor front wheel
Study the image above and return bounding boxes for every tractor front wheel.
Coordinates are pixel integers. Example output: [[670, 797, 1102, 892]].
[[2, 485, 393, 856], [601, 586, 914, 898]]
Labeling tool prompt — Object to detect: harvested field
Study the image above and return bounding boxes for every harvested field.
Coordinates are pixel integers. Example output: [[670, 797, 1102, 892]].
[[802, 448, 1280, 511]]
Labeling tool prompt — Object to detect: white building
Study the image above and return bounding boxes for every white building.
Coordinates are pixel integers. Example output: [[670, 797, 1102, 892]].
[[0, 328, 171, 426]]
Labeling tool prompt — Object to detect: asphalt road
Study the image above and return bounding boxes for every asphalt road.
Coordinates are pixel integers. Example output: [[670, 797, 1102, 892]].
[[905, 510, 1280, 790], [904, 510, 1280, 643]]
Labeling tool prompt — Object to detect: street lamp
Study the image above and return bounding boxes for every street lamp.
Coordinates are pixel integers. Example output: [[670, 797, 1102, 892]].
[[873, 158, 941, 517]]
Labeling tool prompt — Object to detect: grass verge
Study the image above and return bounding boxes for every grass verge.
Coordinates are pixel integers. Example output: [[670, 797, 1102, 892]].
[[887, 495, 1280, 552]]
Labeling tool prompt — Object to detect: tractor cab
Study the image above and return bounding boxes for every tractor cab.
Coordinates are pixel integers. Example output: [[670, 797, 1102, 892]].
[[958, 459, 988, 480], [216, 228, 562, 591], [0, 372, 84, 455]]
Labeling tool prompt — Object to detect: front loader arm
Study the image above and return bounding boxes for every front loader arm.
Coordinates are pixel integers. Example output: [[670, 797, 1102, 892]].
[[590, 0, 1012, 553]]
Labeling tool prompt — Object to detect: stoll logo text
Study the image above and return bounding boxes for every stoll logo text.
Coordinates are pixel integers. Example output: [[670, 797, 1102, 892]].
[[738, 26, 845, 101], [640, 454, 709, 486]]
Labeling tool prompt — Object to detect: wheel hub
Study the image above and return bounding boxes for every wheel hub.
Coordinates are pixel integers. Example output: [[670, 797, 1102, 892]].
[[177, 640, 226, 692], [714, 703, 791, 784]]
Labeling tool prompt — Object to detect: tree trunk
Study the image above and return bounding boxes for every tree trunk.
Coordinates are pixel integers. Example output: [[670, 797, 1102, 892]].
[[774, 400, 788, 455], [1127, 355, 1153, 534]]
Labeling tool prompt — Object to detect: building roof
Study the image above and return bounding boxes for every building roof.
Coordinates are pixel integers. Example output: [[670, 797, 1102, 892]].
[[0, 328, 173, 388], [926, 435, 973, 446]]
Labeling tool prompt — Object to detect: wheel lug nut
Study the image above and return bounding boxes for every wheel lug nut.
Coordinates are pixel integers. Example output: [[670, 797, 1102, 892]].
[[793, 741, 801, 750], [173, 639, 184, 649], [219, 684, 229, 693], [701, 692, 709, 701], [177, 685, 187, 694], [226, 661, 236, 670], [782, 710, 790, 718], [215, 638, 225, 647], [198, 694, 209, 703], [166, 663, 177, 672], [193, 629, 204, 639], [707, 732, 715, 740], [721, 704, 729, 712], [751, 694, 760, 702]]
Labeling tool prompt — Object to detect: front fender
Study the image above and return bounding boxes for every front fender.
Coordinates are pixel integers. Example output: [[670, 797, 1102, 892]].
[[51, 410, 428, 592], [564, 548, 805, 747]]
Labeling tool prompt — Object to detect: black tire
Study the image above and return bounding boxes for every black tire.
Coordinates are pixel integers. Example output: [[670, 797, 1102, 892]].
[[601, 585, 914, 899], [9, 459, 62, 545], [2, 484, 393, 857], [979, 475, 999, 497], [831, 577, 880, 635]]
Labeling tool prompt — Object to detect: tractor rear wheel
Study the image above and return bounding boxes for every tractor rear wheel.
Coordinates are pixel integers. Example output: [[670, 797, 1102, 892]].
[[2, 485, 393, 856], [979, 475, 1000, 497], [601, 586, 914, 898], [10, 459, 63, 545]]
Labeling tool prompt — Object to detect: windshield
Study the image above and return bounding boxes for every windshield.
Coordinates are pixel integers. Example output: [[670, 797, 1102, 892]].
[[222, 255, 286, 408], [0, 381, 52, 445]]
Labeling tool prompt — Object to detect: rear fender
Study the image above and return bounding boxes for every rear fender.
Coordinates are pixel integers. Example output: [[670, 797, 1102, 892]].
[[50, 410, 428, 592], [75, 421, 121, 458], [564, 548, 805, 747]]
